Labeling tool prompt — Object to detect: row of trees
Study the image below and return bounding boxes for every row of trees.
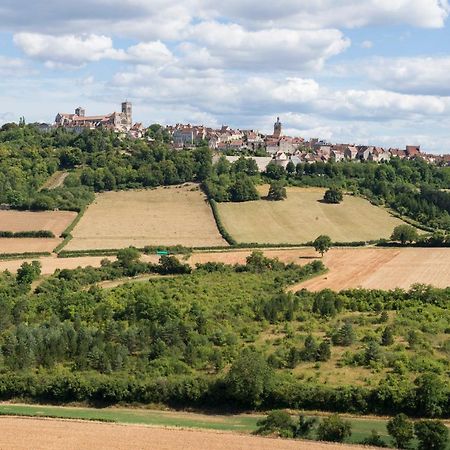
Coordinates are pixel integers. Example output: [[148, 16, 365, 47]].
[[256, 410, 449, 449]]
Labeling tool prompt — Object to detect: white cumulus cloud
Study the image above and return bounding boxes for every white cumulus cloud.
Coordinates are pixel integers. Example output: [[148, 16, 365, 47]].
[[364, 56, 450, 95], [13, 33, 124, 67]]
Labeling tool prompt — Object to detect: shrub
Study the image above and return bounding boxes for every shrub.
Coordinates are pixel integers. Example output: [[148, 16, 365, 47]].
[[323, 188, 343, 204], [294, 415, 317, 438], [359, 430, 388, 447], [387, 414, 414, 449], [255, 410, 295, 438], [317, 414, 352, 442], [414, 420, 449, 450], [267, 181, 287, 201]]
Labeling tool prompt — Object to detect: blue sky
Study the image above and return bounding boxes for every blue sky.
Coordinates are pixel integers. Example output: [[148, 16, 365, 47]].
[[1, 0, 450, 153]]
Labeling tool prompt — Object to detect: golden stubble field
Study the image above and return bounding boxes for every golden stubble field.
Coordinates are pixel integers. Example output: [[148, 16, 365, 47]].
[[217, 186, 409, 244], [65, 184, 227, 250], [0, 210, 77, 254], [288, 247, 450, 291], [2, 247, 448, 291], [0, 210, 76, 234], [0, 417, 379, 450]]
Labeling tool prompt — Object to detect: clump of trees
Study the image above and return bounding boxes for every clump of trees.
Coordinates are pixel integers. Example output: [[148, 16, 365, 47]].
[[388, 414, 449, 450], [203, 156, 260, 202], [391, 224, 419, 245], [256, 411, 351, 444], [323, 188, 343, 204], [255, 411, 317, 439]]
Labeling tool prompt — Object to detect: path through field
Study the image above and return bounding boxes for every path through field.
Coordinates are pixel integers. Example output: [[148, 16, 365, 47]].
[[0, 417, 379, 450], [40, 171, 69, 190]]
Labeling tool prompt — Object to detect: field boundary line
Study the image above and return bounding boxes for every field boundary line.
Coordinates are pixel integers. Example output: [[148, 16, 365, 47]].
[[0, 252, 51, 261], [207, 198, 237, 245], [54, 205, 88, 254]]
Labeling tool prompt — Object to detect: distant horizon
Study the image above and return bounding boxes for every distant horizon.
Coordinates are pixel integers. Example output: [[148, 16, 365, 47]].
[[1, 1, 450, 154]]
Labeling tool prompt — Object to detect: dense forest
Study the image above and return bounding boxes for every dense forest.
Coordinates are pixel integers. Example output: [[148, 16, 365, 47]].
[[1, 123, 449, 231], [0, 251, 448, 417]]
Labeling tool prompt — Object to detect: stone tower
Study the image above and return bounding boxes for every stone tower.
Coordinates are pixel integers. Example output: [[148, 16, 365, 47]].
[[273, 117, 282, 138], [75, 107, 85, 117], [121, 101, 132, 129]]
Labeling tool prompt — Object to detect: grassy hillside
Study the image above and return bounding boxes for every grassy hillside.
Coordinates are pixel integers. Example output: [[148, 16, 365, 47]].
[[217, 186, 410, 244]]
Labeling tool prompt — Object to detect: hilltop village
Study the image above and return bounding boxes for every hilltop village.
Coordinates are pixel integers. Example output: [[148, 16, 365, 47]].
[[36, 101, 450, 168]]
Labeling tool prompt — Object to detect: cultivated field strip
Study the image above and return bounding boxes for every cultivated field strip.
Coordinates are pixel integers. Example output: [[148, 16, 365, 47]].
[[0, 210, 77, 254], [66, 184, 227, 250], [0, 210, 77, 235], [1, 248, 449, 290], [0, 417, 380, 450], [290, 247, 450, 291]]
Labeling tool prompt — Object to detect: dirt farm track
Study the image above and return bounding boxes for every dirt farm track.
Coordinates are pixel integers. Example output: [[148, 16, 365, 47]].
[[0, 247, 449, 291], [0, 417, 379, 450]]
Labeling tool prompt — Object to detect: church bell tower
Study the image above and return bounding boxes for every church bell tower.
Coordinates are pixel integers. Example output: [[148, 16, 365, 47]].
[[121, 101, 132, 129], [273, 117, 282, 138]]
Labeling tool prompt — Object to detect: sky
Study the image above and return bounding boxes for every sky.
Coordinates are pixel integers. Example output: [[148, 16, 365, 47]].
[[1, 0, 450, 153]]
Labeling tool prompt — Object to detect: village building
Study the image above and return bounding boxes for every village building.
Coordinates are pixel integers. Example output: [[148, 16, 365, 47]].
[[172, 124, 207, 147], [344, 145, 359, 160]]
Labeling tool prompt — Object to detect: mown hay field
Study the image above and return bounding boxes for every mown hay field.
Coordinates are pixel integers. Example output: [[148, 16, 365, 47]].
[[66, 184, 227, 250], [0, 417, 380, 450], [0, 210, 76, 235], [0, 238, 61, 255], [0, 210, 77, 254], [217, 186, 409, 244]]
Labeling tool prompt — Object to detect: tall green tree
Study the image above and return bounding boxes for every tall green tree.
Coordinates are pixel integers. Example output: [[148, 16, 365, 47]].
[[387, 414, 414, 449], [391, 225, 419, 245], [226, 348, 273, 407], [414, 420, 449, 450], [313, 235, 332, 257]]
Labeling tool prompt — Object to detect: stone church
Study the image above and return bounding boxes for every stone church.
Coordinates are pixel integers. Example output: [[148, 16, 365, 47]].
[[55, 101, 132, 132]]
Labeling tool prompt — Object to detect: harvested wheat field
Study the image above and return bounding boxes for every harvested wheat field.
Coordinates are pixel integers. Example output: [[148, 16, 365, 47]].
[[0, 210, 77, 254], [1, 247, 448, 290], [0, 210, 76, 235], [0, 238, 62, 255], [0, 417, 377, 450], [218, 186, 409, 244], [66, 184, 227, 250], [289, 247, 450, 292]]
